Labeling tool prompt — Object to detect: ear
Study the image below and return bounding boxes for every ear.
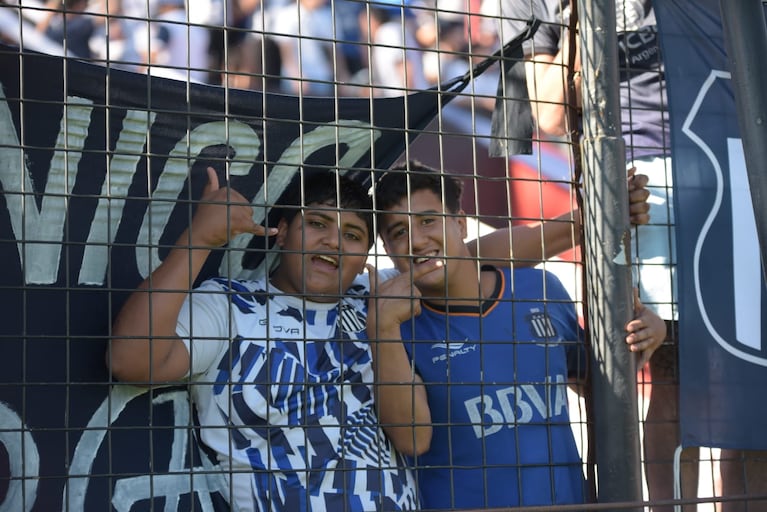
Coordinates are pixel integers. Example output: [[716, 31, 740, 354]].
[[457, 209, 468, 240], [275, 218, 289, 247]]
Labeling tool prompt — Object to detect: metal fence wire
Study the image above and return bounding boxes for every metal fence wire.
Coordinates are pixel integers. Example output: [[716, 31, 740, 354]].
[[0, 0, 763, 511]]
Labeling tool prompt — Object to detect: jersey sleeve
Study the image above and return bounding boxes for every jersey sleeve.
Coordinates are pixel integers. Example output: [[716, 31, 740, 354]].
[[176, 279, 230, 376], [500, 0, 561, 57], [539, 270, 587, 379]]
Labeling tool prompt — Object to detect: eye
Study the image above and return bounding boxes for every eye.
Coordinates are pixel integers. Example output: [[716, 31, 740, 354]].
[[307, 219, 325, 229], [391, 227, 407, 240], [421, 217, 436, 226], [344, 231, 362, 242]]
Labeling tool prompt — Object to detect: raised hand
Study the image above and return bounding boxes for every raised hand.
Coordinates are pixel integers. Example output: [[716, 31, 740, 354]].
[[365, 262, 436, 457], [366, 260, 444, 337], [189, 167, 276, 248]]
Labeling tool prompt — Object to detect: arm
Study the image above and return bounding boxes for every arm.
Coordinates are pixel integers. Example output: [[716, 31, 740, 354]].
[[366, 263, 436, 456], [522, 13, 582, 137], [466, 207, 580, 267], [525, 51, 581, 137], [467, 169, 650, 266], [108, 167, 275, 384]]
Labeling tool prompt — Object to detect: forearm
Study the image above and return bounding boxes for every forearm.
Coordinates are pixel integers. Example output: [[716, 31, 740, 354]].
[[527, 47, 581, 136], [528, 64, 567, 135], [372, 330, 432, 456], [468, 207, 580, 267]]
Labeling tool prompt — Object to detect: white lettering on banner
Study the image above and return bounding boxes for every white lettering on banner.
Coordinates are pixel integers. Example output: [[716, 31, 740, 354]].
[[110, 391, 225, 512], [79, 108, 155, 284], [0, 86, 383, 284], [0, 90, 92, 285], [64, 386, 225, 511], [727, 137, 761, 350], [0, 401, 40, 512], [136, 120, 260, 279], [683, 70, 767, 366], [463, 375, 568, 439]]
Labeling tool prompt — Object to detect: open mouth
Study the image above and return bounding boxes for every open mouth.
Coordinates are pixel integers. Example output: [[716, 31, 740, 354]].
[[314, 254, 339, 268], [413, 252, 438, 264]]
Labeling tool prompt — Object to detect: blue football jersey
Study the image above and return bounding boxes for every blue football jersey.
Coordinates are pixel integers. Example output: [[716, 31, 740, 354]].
[[401, 267, 586, 509]]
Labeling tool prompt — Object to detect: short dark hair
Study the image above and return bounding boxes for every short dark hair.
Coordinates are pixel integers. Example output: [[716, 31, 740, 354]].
[[276, 170, 374, 249], [374, 160, 464, 231]]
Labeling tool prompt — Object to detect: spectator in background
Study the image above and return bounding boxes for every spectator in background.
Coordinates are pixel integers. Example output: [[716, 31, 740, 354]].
[[358, 0, 428, 97], [223, 33, 283, 92], [132, 0, 210, 82], [421, 16, 467, 84], [36, 0, 95, 59], [269, 0, 350, 95], [206, 0, 262, 85], [330, 0, 367, 77]]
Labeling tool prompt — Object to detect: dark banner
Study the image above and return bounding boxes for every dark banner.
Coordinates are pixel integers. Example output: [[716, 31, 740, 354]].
[[0, 35, 538, 509], [655, 0, 767, 450]]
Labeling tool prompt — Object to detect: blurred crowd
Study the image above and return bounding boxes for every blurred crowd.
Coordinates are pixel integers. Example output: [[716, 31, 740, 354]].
[[0, 0, 503, 107]]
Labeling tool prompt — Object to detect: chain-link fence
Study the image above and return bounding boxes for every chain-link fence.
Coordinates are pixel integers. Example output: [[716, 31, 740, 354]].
[[1, 0, 764, 510]]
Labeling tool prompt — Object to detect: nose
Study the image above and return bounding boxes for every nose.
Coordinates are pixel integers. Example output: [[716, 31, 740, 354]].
[[409, 223, 427, 253], [323, 224, 341, 250]]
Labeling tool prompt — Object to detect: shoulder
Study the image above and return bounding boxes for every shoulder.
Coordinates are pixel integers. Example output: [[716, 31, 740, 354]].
[[191, 277, 271, 314], [195, 276, 266, 295], [377, 267, 401, 282], [501, 0, 563, 24], [346, 272, 372, 297], [508, 267, 572, 300], [348, 267, 400, 294]]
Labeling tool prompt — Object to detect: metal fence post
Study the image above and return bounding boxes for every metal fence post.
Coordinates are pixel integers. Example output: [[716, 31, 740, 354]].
[[578, 0, 643, 508], [719, 0, 767, 283]]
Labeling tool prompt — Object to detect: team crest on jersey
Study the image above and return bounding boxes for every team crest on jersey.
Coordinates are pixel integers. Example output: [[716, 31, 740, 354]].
[[338, 301, 366, 335], [526, 308, 557, 339]]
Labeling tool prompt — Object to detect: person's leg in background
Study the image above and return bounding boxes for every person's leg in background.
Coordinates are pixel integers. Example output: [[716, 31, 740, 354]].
[[643, 329, 699, 512], [632, 156, 698, 512], [720, 450, 767, 512]]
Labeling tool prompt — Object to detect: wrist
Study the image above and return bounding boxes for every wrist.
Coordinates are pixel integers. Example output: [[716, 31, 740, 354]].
[[178, 228, 221, 251]]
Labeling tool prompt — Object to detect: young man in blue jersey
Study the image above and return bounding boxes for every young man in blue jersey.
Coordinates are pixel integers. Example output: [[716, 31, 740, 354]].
[[367, 161, 665, 509]]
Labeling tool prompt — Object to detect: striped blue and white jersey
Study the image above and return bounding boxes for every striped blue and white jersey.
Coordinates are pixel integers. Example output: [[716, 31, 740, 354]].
[[177, 274, 418, 512]]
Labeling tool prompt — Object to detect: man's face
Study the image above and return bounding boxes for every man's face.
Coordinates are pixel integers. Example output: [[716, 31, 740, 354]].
[[271, 203, 370, 302], [379, 189, 467, 295]]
